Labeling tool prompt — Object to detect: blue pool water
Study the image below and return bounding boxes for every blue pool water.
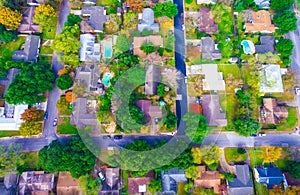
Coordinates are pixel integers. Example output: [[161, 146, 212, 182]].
[[241, 40, 252, 54], [102, 73, 112, 87], [104, 42, 112, 58]]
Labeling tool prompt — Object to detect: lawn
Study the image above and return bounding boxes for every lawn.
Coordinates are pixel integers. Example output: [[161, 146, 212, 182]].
[[248, 147, 264, 168], [218, 65, 240, 79], [219, 93, 237, 130], [276, 107, 298, 131], [121, 170, 129, 194], [40, 46, 53, 55], [0, 131, 20, 138], [98, 0, 115, 6], [272, 73, 295, 101], [41, 16, 58, 40], [298, 0, 300, 9], [57, 117, 78, 134], [255, 182, 269, 195], [177, 182, 188, 195], [18, 152, 39, 173], [218, 64, 242, 93], [224, 148, 248, 163], [39, 56, 53, 64], [0, 36, 26, 59]]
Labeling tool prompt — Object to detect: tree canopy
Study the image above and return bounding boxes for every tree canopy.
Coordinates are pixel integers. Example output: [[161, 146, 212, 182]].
[[5, 63, 55, 105], [185, 165, 200, 180], [233, 118, 261, 136], [21, 107, 44, 121], [153, 2, 178, 18], [0, 144, 22, 177], [0, 24, 17, 43], [65, 14, 82, 26], [260, 146, 282, 163], [286, 161, 300, 179], [275, 38, 294, 57], [270, 0, 294, 12], [191, 145, 221, 170], [19, 121, 42, 136], [273, 10, 297, 34], [56, 74, 73, 90], [0, 59, 25, 78], [140, 41, 156, 55], [33, 4, 57, 32], [0, 7, 22, 30], [115, 35, 130, 53], [79, 174, 102, 195]]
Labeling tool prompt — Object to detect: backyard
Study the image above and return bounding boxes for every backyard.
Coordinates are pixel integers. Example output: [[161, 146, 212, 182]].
[[41, 16, 58, 40], [57, 117, 78, 134], [219, 93, 238, 131], [276, 107, 298, 131], [0, 36, 26, 59], [224, 148, 248, 163], [40, 46, 53, 55], [18, 152, 39, 173]]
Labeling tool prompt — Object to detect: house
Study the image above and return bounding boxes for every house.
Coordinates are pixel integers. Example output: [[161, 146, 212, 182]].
[[255, 36, 275, 54], [133, 35, 163, 58], [100, 168, 120, 195], [227, 165, 253, 195], [161, 168, 188, 194], [17, 7, 40, 33], [202, 94, 227, 127], [245, 10, 276, 33], [194, 166, 221, 194], [57, 172, 81, 195], [75, 65, 101, 93], [202, 64, 225, 91], [0, 69, 28, 130], [18, 171, 55, 195], [259, 64, 284, 93], [138, 8, 159, 33], [27, 0, 44, 6], [12, 35, 40, 63], [128, 171, 154, 194], [198, 8, 218, 34], [254, 167, 288, 189], [261, 98, 288, 124], [197, 0, 217, 4], [81, 6, 107, 32], [145, 64, 160, 95], [201, 37, 221, 60], [135, 100, 162, 125], [254, 0, 270, 9], [82, 0, 96, 5], [0, 173, 18, 195], [80, 34, 101, 61]]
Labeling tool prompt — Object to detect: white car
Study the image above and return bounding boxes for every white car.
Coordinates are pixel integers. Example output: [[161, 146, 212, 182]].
[[182, 24, 185, 31], [294, 87, 300, 95], [258, 132, 266, 137], [98, 171, 106, 181], [184, 76, 188, 84]]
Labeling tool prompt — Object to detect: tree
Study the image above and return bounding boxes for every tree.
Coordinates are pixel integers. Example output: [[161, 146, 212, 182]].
[[65, 13, 82, 26], [33, 4, 56, 32], [123, 11, 138, 30], [233, 119, 261, 136], [153, 2, 178, 18], [185, 0, 193, 4], [236, 90, 250, 104], [273, 10, 297, 34], [96, 110, 111, 123], [191, 145, 221, 170], [65, 91, 74, 103], [56, 96, 69, 113], [141, 29, 153, 36], [0, 7, 21, 30], [191, 147, 202, 164], [19, 121, 42, 136], [148, 179, 162, 193], [56, 74, 73, 90], [79, 174, 102, 195], [140, 41, 156, 55], [165, 112, 177, 130], [185, 165, 200, 180], [0, 24, 17, 42], [21, 107, 44, 121], [0, 144, 22, 177], [260, 146, 282, 163], [183, 112, 208, 144], [224, 172, 234, 182], [68, 0, 82, 9], [275, 38, 294, 57], [126, 0, 144, 12], [5, 63, 55, 105], [270, 0, 293, 12], [115, 35, 130, 53], [286, 161, 300, 179], [157, 84, 165, 97]]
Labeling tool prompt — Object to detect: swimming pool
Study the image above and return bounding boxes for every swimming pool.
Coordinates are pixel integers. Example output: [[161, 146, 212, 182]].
[[104, 42, 112, 58], [102, 72, 112, 87], [241, 40, 255, 54]]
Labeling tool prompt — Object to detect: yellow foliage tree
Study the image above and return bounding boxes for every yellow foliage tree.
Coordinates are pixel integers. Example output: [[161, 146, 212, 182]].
[[33, 4, 56, 32], [0, 7, 22, 30], [260, 146, 282, 163]]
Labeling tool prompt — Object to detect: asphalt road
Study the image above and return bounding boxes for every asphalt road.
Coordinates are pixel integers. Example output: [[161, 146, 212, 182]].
[[42, 0, 70, 139]]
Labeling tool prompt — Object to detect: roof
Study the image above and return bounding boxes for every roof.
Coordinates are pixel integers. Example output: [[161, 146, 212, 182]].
[[198, 8, 218, 34], [201, 37, 221, 60], [259, 64, 284, 93], [81, 6, 107, 32], [261, 98, 288, 124], [228, 165, 253, 195], [245, 10, 276, 33], [254, 167, 287, 189], [57, 172, 81, 195], [18, 171, 54, 195], [80, 34, 101, 61], [133, 35, 163, 58], [255, 36, 275, 54], [197, 0, 217, 4], [18, 7, 40, 33], [161, 168, 187, 195], [254, 0, 270, 9], [75, 65, 101, 92], [104, 168, 120, 191], [201, 64, 225, 91], [138, 8, 159, 32], [27, 0, 44, 5], [82, 0, 96, 4], [202, 94, 227, 127], [0, 173, 18, 195], [12, 35, 40, 63], [194, 166, 220, 194], [145, 64, 160, 95], [128, 171, 153, 194], [135, 100, 162, 124]]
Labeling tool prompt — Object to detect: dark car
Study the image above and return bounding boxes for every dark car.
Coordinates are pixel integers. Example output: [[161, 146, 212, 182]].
[[44, 111, 48, 120], [113, 135, 123, 140], [196, 96, 201, 104], [53, 118, 58, 126], [103, 135, 111, 140], [250, 134, 257, 137]]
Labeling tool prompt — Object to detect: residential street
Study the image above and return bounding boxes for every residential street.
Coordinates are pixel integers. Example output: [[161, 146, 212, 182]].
[[42, 0, 70, 139]]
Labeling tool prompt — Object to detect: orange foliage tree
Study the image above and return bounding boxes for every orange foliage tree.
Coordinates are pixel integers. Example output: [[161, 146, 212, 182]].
[[58, 69, 68, 76], [65, 91, 74, 103], [21, 107, 45, 121]]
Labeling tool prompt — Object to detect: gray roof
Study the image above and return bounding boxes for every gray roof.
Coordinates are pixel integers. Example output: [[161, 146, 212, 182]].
[[82, 6, 107, 31], [228, 165, 253, 195], [145, 64, 160, 95], [12, 35, 40, 63], [254, 167, 287, 189], [82, 0, 96, 4], [18, 7, 40, 33], [254, 0, 270, 9], [75, 65, 101, 92], [0, 173, 18, 195], [255, 36, 275, 54], [100, 168, 120, 194], [138, 8, 160, 33], [161, 168, 187, 195], [201, 37, 221, 60], [27, 0, 44, 4], [201, 94, 227, 126]]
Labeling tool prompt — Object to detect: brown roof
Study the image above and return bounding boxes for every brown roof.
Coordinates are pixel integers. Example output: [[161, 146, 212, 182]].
[[128, 171, 154, 194], [135, 100, 162, 124], [198, 8, 218, 34], [261, 98, 288, 124], [133, 36, 163, 58], [57, 172, 81, 195], [245, 10, 276, 33], [18, 7, 40, 33], [194, 166, 221, 194]]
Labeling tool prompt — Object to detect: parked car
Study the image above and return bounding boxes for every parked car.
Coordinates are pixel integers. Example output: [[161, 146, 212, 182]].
[[155, 118, 159, 124], [113, 135, 123, 140], [53, 118, 58, 126], [250, 134, 257, 137], [294, 87, 300, 95], [195, 96, 201, 104], [103, 135, 111, 140], [258, 132, 266, 137], [184, 76, 188, 84], [97, 171, 106, 181], [44, 111, 48, 120], [182, 24, 185, 31]]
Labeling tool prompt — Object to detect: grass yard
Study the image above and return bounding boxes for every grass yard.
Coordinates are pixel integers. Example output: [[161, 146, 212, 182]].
[[41, 16, 58, 40], [57, 117, 78, 134], [18, 152, 39, 173], [255, 182, 269, 195], [276, 107, 298, 131], [0, 36, 26, 59], [218, 65, 240, 79], [177, 182, 188, 195], [121, 170, 129, 194], [40, 46, 53, 55], [98, 0, 115, 6], [248, 148, 264, 168], [219, 94, 237, 130], [224, 148, 248, 163], [0, 131, 20, 137], [39, 56, 53, 64], [298, 0, 300, 9], [185, 0, 201, 11]]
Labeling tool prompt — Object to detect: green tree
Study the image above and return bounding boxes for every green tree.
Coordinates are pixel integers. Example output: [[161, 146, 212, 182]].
[[141, 29, 153, 36], [148, 179, 162, 193], [273, 10, 297, 34], [123, 11, 138, 30], [157, 84, 165, 97], [286, 161, 300, 179], [0, 24, 17, 42], [224, 172, 234, 182], [233, 118, 261, 136], [115, 35, 130, 53], [185, 165, 200, 180], [19, 121, 42, 136], [64, 13, 82, 26], [153, 2, 178, 18], [236, 90, 250, 104], [33, 4, 57, 32], [185, 0, 193, 4], [129, 105, 147, 125], [56, 74, 73, 90], [270, 0, 294, 12], [275, 38, 294, 57], [183, 112, 208, 144], [0, 7, 22, 30], [0, 144, 22, 177], [79, 174, 102, 195], [165, 112, 177, 130]]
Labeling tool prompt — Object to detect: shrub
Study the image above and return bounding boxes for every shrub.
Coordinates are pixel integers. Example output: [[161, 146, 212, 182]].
[[98, 32, 104, 40], [158, 46, 164, 56], [132, 30, 141, 37], [56, 74, 73, 90], [140, 41, 156, 54], [185, 0, 193, 4], [141, 29, 153, 36]]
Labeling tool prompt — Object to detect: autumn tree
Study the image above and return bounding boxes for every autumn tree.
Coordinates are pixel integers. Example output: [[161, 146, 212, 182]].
[[19, 121, 42, 136], [68, 0, 83, 10], [260, 146, 282, 163], [65, 91, 74, 103], [191, 145, 221, 170], [0, 144, 22, 177], [33, 4, 57, 32], [185, 165, 200, 180], [21, 107, 44, 121], [0, 7, 22, 30], [126, 0, 143, 12], [58, 68, 68, 76], [56, 96, 69, 113], [123, 11, 138, 30]]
